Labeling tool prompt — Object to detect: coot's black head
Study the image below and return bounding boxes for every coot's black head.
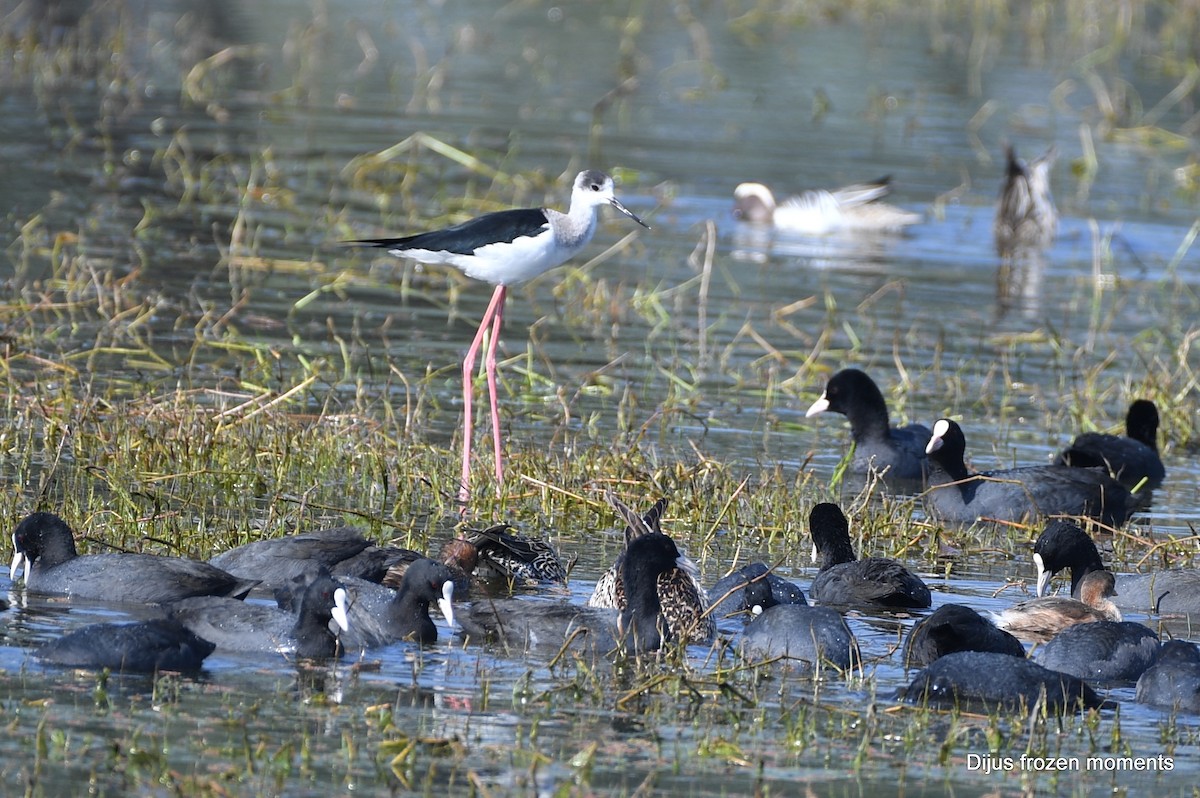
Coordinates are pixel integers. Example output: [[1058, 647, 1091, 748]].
[[809, 502, 856, 569], [1125, 400, 1160, 450], [925, 418, 968, 472], [398, 558, 457, 628], [11, 512, 79, 575], [1033, 521, 1105, 597], [809, 369, 885, 418], [298, 570, 349, 626]]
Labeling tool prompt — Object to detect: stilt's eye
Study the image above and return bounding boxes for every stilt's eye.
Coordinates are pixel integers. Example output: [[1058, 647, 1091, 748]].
[[590, 182, 602, 191]]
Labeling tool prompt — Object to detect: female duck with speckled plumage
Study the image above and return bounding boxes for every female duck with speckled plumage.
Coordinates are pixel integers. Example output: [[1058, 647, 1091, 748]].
[[588, 494, 714, 646]]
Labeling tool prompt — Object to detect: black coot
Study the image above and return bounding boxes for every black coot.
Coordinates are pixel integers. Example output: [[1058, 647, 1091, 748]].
[[10, 512, 258, 603], [209, 526, 418, 589], [708, 563, 807, 623], [1056, 400, 1165, 492], [740, 604, 859, 671], [336, 558, 456, 650], [809, 503, 931, 609], [36, 619, 215, 673], [1136, 640, 1200, 713], [618, 532, 713, 651], [923, 419, 1131, 527], [458, 599, 618, 655], [804, 368, 930, 487], [903, 603, 1024, 667], [168, 570, 348, 658], [1035, 620, 1160, 683], [1032, 520, 1200, 615], [900, 651, 1102, 713]]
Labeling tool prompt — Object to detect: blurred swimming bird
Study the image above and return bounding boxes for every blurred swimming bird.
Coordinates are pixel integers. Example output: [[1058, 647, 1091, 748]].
[[36, 619, 215, 673], [994, 144, 1056, 257], [1136, 640, 1200, 713], [733, 177, 920, 235]]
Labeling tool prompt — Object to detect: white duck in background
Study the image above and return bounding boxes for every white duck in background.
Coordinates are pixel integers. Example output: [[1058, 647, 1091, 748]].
[[732, 176, 921, 235]]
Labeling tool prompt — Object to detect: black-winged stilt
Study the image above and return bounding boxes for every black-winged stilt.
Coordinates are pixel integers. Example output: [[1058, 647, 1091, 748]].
[[350, 170, 649, 508]]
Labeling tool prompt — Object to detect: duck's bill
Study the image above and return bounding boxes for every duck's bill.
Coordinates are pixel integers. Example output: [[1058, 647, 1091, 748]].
[[9, 551, 25, 581], [437, 581, 456, 628], [331, 587, 351, 632], [610, 198, 651, 229]]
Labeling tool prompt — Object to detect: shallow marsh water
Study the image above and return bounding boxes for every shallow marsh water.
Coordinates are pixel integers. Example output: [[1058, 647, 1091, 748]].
[[2, 0, 1200, 795]]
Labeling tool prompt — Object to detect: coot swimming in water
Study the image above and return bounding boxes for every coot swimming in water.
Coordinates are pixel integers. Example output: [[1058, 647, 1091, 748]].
[[903, 603, 1024, 668], [10, 512, 258, 603], [1035, 620, 1159, 683], [209, 525, 417, 589], [1055, 399, 1165, 492], [708, 562, 807, 623], [808, 503, 931, 610], [740, 604, 859, 672], [335, 558, 456, 650], [458, 598, 618, 655], [36, 619, 215, 673], [900, 650, 1102, 713], [168, 570, 349, 658], [804, 368, 930, 488], [923, 419, 1131, 527], [619, 531, 714, 651], [1136, 640, 1200, 713]]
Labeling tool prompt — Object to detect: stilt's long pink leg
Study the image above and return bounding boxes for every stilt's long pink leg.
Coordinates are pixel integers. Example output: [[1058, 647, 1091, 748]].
[[459, 285, 507, 508], [484, 294, 505, 485]]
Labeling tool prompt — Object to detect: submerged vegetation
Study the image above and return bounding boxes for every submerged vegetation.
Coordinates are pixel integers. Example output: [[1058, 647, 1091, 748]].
[[2, 0, 1200, 795]]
